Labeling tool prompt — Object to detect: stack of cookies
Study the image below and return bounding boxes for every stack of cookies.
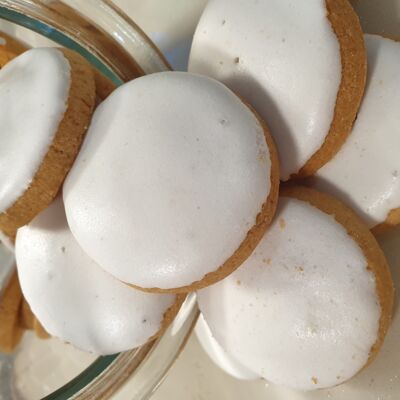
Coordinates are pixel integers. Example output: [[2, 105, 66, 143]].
[[0, 0, 399, 392]]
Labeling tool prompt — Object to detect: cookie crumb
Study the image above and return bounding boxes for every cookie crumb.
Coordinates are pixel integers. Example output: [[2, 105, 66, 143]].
[[142, 318, 147, 323], [236, 280, 241, 286], [295, 266, 304, 272], [279, 218, 286, 229], [311, 377, 318, 385], [234, 57, 240, 64], [336, 376, 341, 380]]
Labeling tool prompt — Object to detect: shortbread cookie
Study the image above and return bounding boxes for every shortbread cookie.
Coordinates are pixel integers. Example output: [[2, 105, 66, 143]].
[[312, 35, 400, 234], [197, 186, 393, 390], [0, 47, 96, 233], [189, 0, 366, 180], [0, 272, 23, 353], [64, 71, 279, 293], [15, 197, 182, 355], [195, 314, 259, 381]]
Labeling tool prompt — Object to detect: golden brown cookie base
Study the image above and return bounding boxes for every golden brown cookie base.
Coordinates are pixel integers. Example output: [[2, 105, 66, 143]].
[[0, 273, 24, 353], [0, 48, 96, 233], [129, 104, 280, 294], [294, 0, 367, 179], [281, 184, 394, 369]]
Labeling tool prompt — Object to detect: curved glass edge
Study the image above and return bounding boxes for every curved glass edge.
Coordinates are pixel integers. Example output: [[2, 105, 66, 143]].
[[43, 354, 119, 400], [0, 5, 123, 85]]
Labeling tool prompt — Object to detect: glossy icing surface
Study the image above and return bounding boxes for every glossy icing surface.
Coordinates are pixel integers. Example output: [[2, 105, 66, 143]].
[[64, 72, 271, 289], [315, 35, 400, 227], [189, 0, 341, 180], [197, 197, 380, 390], [15, 197, 176, 355], [0, 48, 70, 212]]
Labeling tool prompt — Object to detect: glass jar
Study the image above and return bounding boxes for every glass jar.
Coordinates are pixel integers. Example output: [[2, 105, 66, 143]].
[[0, 1, 199, 399]]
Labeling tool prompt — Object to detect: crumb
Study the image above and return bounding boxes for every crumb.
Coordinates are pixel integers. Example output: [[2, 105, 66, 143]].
[[222, 19, 226, 25], [295, 266, 304, 272], [234, 57, 240, 64], [311, 377, 318, 385], [393, 170, 398, 178], [279, 218, 286, 229], [61, 246, 66, 253], [142, 318, 147, 323], [236, 280, 241, 286], [336, 376, 341, 380], [220, 118, 227, 125]]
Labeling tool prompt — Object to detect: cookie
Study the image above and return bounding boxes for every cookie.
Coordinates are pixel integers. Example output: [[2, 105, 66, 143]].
[[195, 313, 259, 381], [15, 197, 183, 355], [63, 71, 279, 293], [189, 0, 366, 180], [0, 272, 24, 353], [311, 35, 400, 234], [0, 47, 96, 234], [197, 186, 393, 390]]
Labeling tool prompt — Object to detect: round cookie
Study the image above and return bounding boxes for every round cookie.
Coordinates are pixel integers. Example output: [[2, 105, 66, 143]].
[[0, 47, 96, 233], [63, 71, 279, 293], [189, 0, 366, 181], [0, 272, 24, 353], [195, 313, 259, 381], [311, 35, 400, 234], [15, 197, 182, 355], [197, 186, 393, 390]]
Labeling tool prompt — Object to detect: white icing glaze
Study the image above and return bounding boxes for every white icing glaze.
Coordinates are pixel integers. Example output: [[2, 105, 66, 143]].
[[195, 313, 259, 381], [63, 71, 271, 289], [189, 0, 341, 180], [15, 197, 176, 355], [197, 197, 381, 390], [314, 35, 400, 227], [0, 48, 70, 213]]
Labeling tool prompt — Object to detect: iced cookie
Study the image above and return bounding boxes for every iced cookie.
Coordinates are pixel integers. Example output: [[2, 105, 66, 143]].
[[0, 47, 96, 234], [189, 0, 366, 180], [311, 35, 400, 234], [64, 71, 279, 293], [197, 186, 393, 390], [0, 272, 23, 353], [15, 197, 182, 355], [195, 313, 259, 381]]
